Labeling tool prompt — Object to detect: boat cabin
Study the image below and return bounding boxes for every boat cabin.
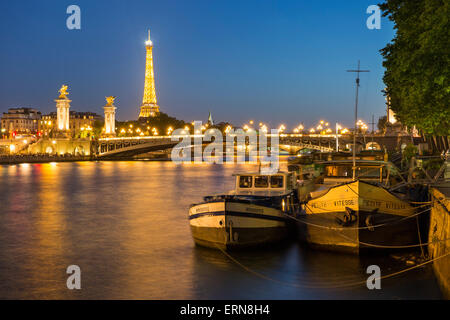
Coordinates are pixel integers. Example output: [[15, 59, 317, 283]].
[[318, 160, 399, 185], [233, 172, 297, 196]]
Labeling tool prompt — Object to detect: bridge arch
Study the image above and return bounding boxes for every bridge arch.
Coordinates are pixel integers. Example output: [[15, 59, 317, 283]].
[[366, 141, 381, 150], [74, 145, 85, 155]]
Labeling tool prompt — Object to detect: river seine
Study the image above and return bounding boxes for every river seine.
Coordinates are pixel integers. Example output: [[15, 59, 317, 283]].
[[0, 161, 442, 299]]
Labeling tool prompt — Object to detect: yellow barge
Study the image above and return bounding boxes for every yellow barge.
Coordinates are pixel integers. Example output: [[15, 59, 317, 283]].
[[296, 160, 425, 254]]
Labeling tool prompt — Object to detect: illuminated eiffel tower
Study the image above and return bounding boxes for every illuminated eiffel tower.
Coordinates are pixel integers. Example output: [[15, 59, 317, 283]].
[[139, 29, 160, 119]]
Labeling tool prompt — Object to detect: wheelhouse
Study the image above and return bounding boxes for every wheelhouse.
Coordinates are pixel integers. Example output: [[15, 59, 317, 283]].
[[233, 172, 296, 196], [318, 160, 399, 185]]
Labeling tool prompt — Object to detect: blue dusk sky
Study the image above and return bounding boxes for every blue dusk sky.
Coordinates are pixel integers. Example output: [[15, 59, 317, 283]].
[[0, 0, 394, 129]]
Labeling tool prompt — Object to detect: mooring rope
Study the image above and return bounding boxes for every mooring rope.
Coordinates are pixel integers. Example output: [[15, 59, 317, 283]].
[[214, 242, 450, 290], [286, 215, 450, 250], [346, 184, 430, 207], [302, 198, 429, 215], [416, 215, 425, 257], [292, 205, 431, 231], [301, 201, 428, 214], [336, 229, 450, 249], [286, 212, 450, 249]]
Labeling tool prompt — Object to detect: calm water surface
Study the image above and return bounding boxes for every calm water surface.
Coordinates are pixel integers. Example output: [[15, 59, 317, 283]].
[[0, 161, 443, 299]]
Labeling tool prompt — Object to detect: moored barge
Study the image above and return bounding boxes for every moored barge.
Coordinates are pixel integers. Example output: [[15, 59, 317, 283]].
[[189, 172, 298, 250], [296, 160, 426, 254]]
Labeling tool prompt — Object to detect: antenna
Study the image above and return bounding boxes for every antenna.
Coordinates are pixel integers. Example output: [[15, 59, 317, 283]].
[[370, 114, 376, 134], [347, 60, 370, 181], [370, 114, 376, 154]]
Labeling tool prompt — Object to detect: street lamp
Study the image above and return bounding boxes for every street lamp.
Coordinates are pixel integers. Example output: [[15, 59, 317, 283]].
[[335, 123, 342, 152]]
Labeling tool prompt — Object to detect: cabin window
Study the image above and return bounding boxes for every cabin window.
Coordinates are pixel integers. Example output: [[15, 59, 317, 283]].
[[254, 176, 269, 188], [239, 176, 252, 188], [326, 166, 352, 177], [270, 175, 284, 188], [325, 165, 386, 179]]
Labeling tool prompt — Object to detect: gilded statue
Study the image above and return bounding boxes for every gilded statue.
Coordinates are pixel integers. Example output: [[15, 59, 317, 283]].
[[106, 96, 116, 105], [58, 85, 69, 99]]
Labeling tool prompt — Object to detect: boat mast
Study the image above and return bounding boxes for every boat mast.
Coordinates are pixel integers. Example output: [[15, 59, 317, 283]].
[[347, 61, 369, 180]]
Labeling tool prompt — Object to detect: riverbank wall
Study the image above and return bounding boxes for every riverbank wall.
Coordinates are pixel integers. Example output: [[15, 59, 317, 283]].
[[428, 184, 450, 299], [28, 138, 93, 155], [0, 155, 92, 165]]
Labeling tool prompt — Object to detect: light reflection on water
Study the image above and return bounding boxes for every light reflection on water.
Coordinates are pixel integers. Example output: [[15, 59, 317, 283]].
[[0, 161, 442, 299]]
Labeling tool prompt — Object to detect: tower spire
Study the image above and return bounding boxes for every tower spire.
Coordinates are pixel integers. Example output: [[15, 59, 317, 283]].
[[139, 28, 159, 118], [145, 29, 153, 47]]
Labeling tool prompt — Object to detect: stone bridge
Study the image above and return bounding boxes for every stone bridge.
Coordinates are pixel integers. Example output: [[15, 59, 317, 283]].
[[96, 137, 177, 158], [280, 134, 416, 153], [95, 134, 416, 158]]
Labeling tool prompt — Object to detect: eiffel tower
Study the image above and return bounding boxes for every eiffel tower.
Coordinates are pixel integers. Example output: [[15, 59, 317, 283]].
[[139, 29, 160, 119]]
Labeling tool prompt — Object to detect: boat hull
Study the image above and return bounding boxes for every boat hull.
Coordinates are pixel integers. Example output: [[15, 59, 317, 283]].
[[189, 200, 291, 249], [296, 210, 419, 254], [297, 180, 419, 254]]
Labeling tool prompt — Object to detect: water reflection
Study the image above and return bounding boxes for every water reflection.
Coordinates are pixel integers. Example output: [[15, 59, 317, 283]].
[[0, 161, 442, 299]]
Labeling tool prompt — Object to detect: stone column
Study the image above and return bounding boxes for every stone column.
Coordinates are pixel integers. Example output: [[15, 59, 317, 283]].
[[55, 99, 71, 131], [55, 85, 71, 132], [103, 96, 117, 136]]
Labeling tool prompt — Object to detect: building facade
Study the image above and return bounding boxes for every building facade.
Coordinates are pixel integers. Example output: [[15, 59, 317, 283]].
[[1, 107, 42, 137], [40, 111, 103, 137]]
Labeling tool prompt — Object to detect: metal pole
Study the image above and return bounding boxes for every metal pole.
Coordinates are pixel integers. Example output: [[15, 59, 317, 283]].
[[347, 61, 369, 181], [353, 73, 359, 180], [371, 114, 375, 153], [336, 122, 339, 152]]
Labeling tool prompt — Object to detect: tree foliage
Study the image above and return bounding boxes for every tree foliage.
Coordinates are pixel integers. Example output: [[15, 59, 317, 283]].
[[377, 115, 388, 132], [379, 0, 449, 136], [116, 112, 189, 137]]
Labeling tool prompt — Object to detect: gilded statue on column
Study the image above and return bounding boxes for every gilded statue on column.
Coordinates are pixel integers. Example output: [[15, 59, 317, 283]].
[[58, 85, 69, 99]]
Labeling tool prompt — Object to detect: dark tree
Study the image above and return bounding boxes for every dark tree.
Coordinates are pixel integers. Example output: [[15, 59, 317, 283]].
[[116, 112, 190, 137], [379, 0, 449, 136], [377, 115, 388, 133]]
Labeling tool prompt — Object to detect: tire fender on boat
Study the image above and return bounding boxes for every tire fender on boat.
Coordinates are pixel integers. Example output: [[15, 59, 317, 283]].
[[343, 207, 357, 226], [228, 220, 234, 242], [365, 208, 378, 231], [365, 215, 375, 231]]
